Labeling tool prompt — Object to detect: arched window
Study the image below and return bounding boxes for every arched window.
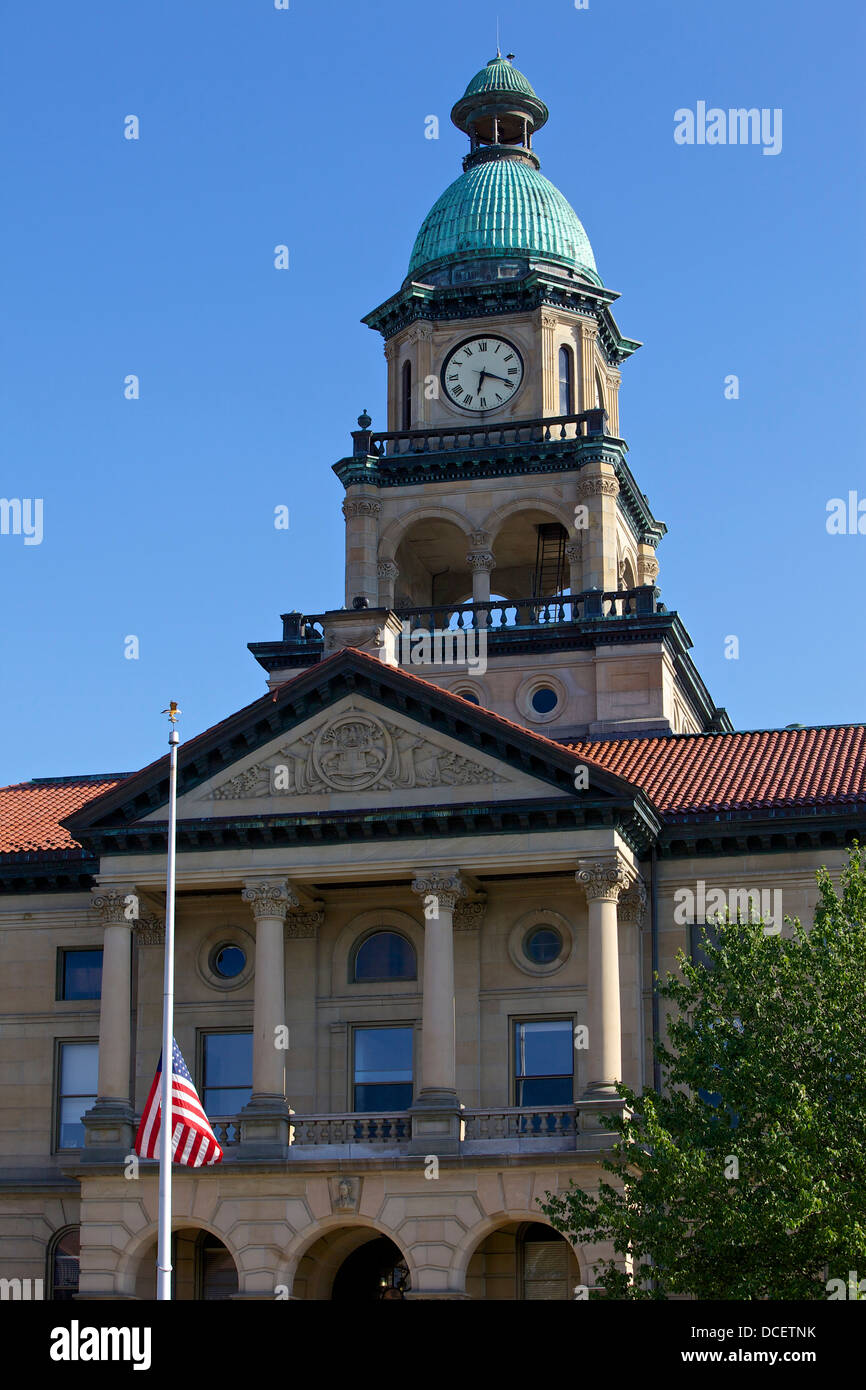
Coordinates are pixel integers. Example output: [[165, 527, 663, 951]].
[[48, 1226, 80, 1301], [401, 360, 412, 432], [353, 930, 417, 982], [558, 345, 573, 415]]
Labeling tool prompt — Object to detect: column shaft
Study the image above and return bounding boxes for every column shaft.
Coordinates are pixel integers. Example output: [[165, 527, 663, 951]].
[[97, 920, 132, 1101]]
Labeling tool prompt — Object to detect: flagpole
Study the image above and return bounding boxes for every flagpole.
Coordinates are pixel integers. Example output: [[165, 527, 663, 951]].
[[157, 705, 180, 1301]]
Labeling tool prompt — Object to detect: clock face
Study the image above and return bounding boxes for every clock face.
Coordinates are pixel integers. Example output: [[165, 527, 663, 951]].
[[440, 335, 524, 413]]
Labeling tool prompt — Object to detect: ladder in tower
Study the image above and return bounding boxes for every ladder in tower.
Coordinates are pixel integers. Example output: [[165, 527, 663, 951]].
[[532, 523, 567, 600]]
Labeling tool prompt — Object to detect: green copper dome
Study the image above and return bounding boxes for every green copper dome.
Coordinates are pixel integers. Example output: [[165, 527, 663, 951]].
[[463, 56, 537, 99], [407, 158, 598, 280]]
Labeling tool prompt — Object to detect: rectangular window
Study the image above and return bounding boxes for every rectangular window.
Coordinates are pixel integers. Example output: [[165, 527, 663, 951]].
[[353, 1026, 413, 1112], [58, 948, 103, 1001], [513, 1018, 574, 1108], [689, 921, 721, 972], [57, 1042, 98, 1149], [201, 1032, 253, 1114]]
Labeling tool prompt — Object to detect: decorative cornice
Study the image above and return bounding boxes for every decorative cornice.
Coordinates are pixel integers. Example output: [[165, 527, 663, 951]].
[[411, 868, 468, 912], [241, 879, 297, 921]]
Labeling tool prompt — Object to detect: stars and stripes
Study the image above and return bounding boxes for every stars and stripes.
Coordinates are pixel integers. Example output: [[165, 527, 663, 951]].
[[134, 1038, 223, 1166]]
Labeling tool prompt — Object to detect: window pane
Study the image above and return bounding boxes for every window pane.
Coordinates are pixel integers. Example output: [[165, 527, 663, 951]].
[[62, 950, 103, 1000], [204, 1033, 252, 1089], [61, 1042, 98, 1095], [354, 1027, 413, 1083], [516, 1076, 573, 1108], [354, 1082, 413, 1113], [354, 932, 416, 981], [514, 1021, 573, 1078], [52, 1229, 80, 1300], [59, 1097, 92, 1148]]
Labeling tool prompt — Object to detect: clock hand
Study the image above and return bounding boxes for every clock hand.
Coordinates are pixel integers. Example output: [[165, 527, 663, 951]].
[[481, 370, 513, 385]]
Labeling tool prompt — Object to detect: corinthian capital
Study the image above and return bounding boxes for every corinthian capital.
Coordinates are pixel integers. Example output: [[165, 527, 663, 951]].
[[411, 868, 468, 912], [618, 881, 648, 925], [90, 887, 138, 926], [241, 879, 298, 921], [466, 550, 496, 573], [576, 855, 634, 904]]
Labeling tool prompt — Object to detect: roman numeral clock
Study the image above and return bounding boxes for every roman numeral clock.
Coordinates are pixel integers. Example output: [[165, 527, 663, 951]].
[[441, 336, 525, 412]]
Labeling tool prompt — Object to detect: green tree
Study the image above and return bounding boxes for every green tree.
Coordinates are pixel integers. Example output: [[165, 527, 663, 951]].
[[541, 846, 866, 1299]]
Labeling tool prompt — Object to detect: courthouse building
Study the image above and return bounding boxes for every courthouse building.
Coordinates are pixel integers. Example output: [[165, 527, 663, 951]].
[[1, 56, 864, 1301]]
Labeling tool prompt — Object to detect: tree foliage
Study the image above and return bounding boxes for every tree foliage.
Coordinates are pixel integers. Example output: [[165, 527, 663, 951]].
[[541, 846, 866, 1298]]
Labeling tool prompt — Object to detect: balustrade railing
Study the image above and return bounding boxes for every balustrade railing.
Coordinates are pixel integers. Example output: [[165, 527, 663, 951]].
[[354, 409, 609, 459], [212, 1106, 579, 1150], [280, 587, 661, 648]]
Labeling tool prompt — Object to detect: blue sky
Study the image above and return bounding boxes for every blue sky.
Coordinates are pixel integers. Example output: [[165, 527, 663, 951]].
[[1, 0, 863, 784]]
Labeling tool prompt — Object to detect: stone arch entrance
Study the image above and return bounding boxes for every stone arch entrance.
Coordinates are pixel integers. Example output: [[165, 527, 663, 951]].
[[466, 1220, 580, 1300], [292, 1225, 411, 1301], [133, 1226, 239, 1301]]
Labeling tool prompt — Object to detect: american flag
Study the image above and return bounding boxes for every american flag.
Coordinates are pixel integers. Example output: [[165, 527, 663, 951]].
[[134, 1038, 223, 1166]]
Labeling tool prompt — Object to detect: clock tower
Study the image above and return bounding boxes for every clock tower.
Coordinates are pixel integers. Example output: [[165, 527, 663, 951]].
[[251, 56, 731, 742]]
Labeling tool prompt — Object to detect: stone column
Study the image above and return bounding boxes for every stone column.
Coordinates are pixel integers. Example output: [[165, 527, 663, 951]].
[[565, 538, 583, 596], [408, 321, 434, 426], [342, 492, 381, 608], [617, 882, 648, 1093], [605, 367, 622, 435], [81, 887, 136, 1159], [238, 878, 296, 1155], [466, 531, 495, 624], [377, 558, 399, 609], [576, 854, 635, 1108], [409, 868, 467, 1153]]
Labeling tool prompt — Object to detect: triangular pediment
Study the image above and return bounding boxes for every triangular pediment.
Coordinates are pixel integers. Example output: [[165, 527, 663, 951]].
[[63, 649, 657, 855], [142, 694, 530, 818]]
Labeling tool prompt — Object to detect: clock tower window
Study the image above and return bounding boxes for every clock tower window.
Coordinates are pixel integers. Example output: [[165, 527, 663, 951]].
[[558, 345, 574, 416], [401, 360, 412, 432]]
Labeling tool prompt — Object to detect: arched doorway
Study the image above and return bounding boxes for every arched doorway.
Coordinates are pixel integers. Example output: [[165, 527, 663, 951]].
[[133, 1227, 239, 1300], [466, 1221, 579, 1299], [291, 1226, 411, 1300], [332, 1235, 410, 1301]]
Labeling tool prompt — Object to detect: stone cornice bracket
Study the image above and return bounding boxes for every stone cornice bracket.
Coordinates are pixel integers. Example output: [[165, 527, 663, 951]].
[[90, 886, 137, 926], [576, 473, 620, 501], [576, 854, 635, 904], [241, 879, 298, 921], [411, 868, 469, 913], [342, 497, 382, 521], [466, 550, 496, 573], [383, 339, 397, 361], [618, 881, 648, 926], [454, 894, 487, 932]]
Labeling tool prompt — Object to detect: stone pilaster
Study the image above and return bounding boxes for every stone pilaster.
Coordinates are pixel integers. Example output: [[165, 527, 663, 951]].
[[578, 319, 599, 414], [576, 466, 620, 592], [407, 321, 434, 426], [81, 887, 136, 1160], [565, 537, 583, 595], [409, 868, 467, 1154], [377, 558, 399, 609], [238, 878, 297, 1156], [540, 310, 559, 415], [342, 491, 381, 608]]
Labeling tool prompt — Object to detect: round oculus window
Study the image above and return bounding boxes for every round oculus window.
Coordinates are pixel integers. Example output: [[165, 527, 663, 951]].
[[455, 690, 480, 705], [212, 945, 246, 979], [523, 926, 563, 965], [530, 687, 558, 715]]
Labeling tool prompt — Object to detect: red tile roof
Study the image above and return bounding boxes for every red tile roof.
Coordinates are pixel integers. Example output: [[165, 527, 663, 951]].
[[0, 777, 128, 856], [566, 725, 866, 815]]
